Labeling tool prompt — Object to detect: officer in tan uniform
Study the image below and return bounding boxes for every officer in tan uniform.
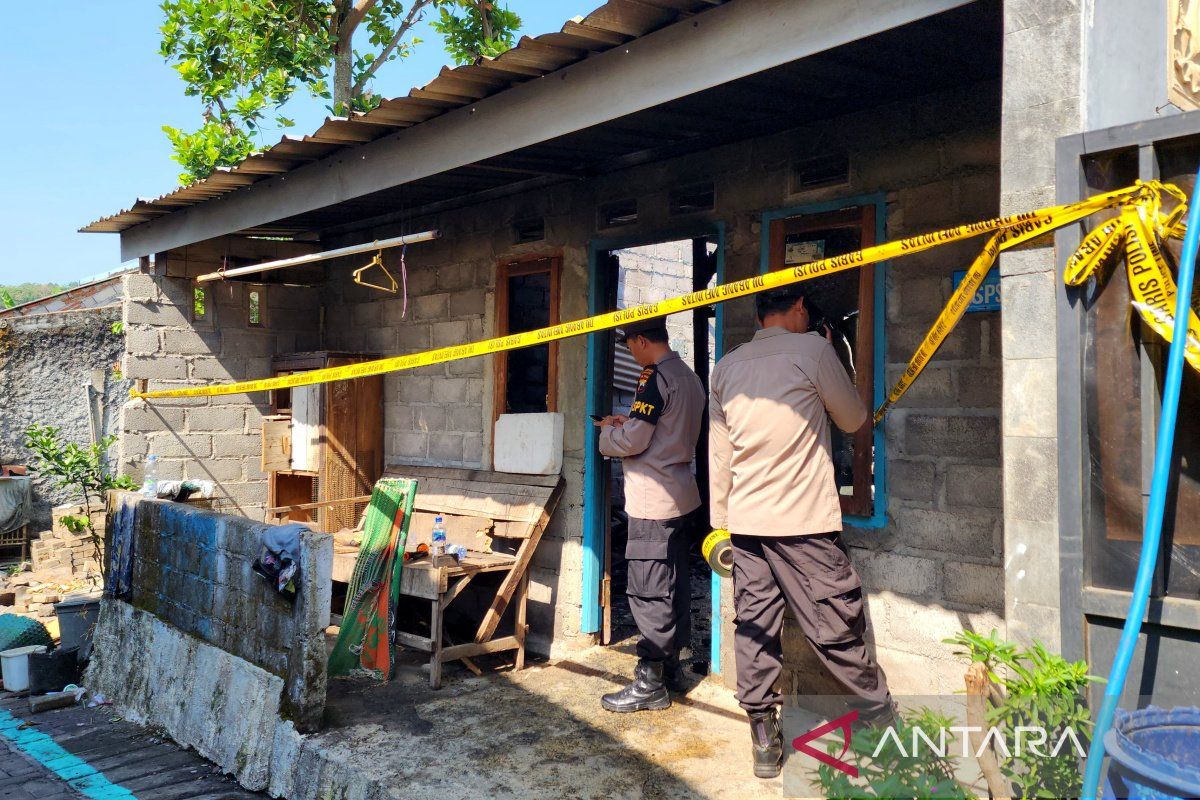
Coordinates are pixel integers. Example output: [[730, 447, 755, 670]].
[[708, 286, 894, 778], [596, 317, 706, 712]]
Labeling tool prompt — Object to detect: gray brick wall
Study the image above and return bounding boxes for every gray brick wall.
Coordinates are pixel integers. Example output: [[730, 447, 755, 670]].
[[109, 491, 332, 730], [119, 269, 321, 521]]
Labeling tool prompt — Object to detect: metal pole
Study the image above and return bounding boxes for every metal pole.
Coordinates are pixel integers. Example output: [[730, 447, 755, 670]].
[[193, 229, 439, 283], [1080, 168, 1200, 799]]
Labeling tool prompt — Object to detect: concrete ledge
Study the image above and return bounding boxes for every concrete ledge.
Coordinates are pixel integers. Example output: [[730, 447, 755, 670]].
[[86, 599, 283, 790]]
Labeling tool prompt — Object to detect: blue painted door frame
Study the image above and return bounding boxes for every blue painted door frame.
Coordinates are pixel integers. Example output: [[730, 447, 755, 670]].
[[581, 223, 726, 673], [758, 193, 890, 529]]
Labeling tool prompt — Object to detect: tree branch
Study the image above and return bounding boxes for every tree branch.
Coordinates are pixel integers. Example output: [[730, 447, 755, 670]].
[[344, 0, 380, 39], [478, 1, 493, 42], [352, 0, 431, 95]]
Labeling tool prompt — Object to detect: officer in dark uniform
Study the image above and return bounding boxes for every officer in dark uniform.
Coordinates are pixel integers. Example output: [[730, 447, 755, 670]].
[[595, 316, 706, 712]]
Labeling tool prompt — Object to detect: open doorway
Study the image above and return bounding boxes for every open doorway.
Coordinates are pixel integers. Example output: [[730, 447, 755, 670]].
[[591, 236, 720, 677]]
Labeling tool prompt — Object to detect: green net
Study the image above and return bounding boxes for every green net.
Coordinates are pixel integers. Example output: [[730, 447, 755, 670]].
[[0, 614, 53, 652]]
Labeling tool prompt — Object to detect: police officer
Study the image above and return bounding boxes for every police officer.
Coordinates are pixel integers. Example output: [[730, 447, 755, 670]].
[[708, 286, 894, 778], [596, 316, 706, 713]]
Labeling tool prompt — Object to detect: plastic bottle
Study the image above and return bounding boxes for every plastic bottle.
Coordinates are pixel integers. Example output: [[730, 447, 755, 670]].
[[431, 515, 447, 562], [140, 455, 159, 497]]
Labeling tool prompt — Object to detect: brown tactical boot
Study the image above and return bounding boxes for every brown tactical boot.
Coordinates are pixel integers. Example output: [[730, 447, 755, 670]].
[[748, 708, 783, 778]]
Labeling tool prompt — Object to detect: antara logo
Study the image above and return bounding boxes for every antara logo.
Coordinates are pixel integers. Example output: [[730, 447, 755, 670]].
[[792, 710, 859, 778]]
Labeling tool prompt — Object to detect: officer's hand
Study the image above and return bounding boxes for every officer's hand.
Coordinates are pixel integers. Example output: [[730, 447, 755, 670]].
[[594, 415, 626, 428], [611, 414, 628, 428], [823, 323, 833, 342]]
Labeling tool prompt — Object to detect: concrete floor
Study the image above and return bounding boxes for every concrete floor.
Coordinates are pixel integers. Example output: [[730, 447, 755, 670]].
[[304, 644, 822, 800]]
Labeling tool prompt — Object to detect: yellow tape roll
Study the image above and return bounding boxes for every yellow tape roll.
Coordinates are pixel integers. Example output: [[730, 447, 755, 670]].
[[702, 529, 733, 578]]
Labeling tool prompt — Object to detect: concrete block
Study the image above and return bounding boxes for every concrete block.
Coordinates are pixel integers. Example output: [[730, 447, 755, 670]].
[[854, 549, 939, 598], [1003, 357, 1057, 438], [903, 414, 999, 459], [162, 329, 222, 355], [463, 433, 483, 465], [186, 406, 247, 432], [397, 376, 433, 403], [213, 433, 263, 457], [1004, 517, 1061, 608], [125, 327, 161, 354], [191, 355, 245, 382], [449, 288, 487, 318], [1001, 271, 1057, 360], [396, 323, 431, 351], [431, 377, 470, 403], [956, 364, 1001, 408], [943, 561, 1004, 610], [429, 433, 464, 463], [448, 406, 483, 433], [124, 405, 186, 433], [413, 405, 447, 431], [1003, 435, 1058, 523], [147, 432, 212, 459], [125, 300, 190, 327], [888, 459, 937, 504], [126, 355, 188, 381], [412, 293, 449, 321], [393, 431, 429, 459], [123, 272, 163, 302], [431, 320, 469, 348], [889, 506, 1000, 559], [1006, 601, 1062, 649], [945, 464, 1002, 509], [437, 261, 477, 291], [186, 458, 243, 482], [885, 365, 954, 408]]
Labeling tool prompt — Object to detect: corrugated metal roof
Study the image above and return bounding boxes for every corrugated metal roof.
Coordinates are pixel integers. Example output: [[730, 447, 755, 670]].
[[82, 0, 727, 235]]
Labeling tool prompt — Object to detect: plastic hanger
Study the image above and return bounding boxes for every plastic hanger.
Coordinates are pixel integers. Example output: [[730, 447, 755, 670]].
[[353, 251, 398, 294]]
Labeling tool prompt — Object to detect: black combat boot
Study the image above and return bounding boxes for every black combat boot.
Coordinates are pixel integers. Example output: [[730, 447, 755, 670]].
[[748, 708, 783, 779], [601, 659, 671, 713], [663, 653, 687, 693]]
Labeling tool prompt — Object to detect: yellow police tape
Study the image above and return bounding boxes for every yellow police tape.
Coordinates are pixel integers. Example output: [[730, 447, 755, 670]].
[[701, 528, 733, 578], [132, 181, 1198, 425]]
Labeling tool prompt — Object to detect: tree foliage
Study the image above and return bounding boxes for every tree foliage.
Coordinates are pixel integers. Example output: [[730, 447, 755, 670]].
[[0, 282, 76, 308], [160, 0, 521, 183]]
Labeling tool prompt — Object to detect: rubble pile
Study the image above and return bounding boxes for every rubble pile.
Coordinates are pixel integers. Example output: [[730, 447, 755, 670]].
[[0, 504, 104, 624]]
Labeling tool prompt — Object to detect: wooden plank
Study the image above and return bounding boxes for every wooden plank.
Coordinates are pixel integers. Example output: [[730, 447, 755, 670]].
[[398, 562, 446, 599], [441, 635, 521, 661], [395, 630, 433, 652], [331, 551, 356, 584], [261, 416, 291, 472], [474, 478, 564, 642], [384, 464, 561, 488]]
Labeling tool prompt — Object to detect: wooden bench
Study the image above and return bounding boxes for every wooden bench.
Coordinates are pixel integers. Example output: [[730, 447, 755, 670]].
[[331, 465, 563, 688]]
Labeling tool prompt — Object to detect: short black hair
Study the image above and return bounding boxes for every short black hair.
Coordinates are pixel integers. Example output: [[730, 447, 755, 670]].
[[623, 326, 669, 344], [755, 286, 807, 321]]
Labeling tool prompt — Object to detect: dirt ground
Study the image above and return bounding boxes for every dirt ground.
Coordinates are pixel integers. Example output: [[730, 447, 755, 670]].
[[316, 644, 823, 800]]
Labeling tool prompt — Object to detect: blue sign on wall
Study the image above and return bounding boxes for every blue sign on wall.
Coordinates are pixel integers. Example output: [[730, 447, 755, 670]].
[[952, 270, 1001, 312]]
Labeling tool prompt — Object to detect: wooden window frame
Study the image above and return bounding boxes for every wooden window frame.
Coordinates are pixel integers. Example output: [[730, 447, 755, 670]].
[[493, 255, 561, 429], [767, 206, 877, 518]]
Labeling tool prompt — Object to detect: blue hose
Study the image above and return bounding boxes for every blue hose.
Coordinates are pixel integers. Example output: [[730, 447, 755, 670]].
[[1080, 169, 1200, 799]]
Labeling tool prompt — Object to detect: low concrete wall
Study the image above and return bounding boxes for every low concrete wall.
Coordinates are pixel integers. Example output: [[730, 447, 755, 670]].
[[89, 494, 332, 742], [88, 600, 284, 789]]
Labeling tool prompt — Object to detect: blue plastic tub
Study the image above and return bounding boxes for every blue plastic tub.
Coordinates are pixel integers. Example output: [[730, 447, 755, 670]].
[[1104, 707, 1200, 799]]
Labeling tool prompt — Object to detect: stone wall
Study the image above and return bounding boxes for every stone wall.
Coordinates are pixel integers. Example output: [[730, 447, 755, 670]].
[[0, 306, 128, 530], [998, 0, 1082, 648], [118, 266, 323, 521], [104, 492, 332, 730]]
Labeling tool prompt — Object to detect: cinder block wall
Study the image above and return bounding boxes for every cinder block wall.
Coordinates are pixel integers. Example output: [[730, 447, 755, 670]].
[[108, 491, 332, 729], [119, 255, 323, 520], [123, 80, 1005, 684]]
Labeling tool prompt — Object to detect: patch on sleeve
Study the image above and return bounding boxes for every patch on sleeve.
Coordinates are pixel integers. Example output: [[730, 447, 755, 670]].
[[630, 365, 664, 424]]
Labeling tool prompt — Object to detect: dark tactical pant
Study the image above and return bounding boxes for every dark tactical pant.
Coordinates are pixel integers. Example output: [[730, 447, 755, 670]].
[[730, 532, 892, 714], [626, 513, 695, 662]]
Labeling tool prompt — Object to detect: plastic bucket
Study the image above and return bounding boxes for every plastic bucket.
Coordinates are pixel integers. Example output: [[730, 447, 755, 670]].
[[54, 592, 101, 653], [1104, 706, 1200, 799], [1, 644, 48, 691]]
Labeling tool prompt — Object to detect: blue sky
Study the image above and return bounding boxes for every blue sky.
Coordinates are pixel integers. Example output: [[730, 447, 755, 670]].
[[0, 2, 595, 285]]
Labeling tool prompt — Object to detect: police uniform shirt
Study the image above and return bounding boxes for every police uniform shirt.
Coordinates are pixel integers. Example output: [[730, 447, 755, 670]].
[[599, 351, 705, 520], [708, 326, 867, 537]]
